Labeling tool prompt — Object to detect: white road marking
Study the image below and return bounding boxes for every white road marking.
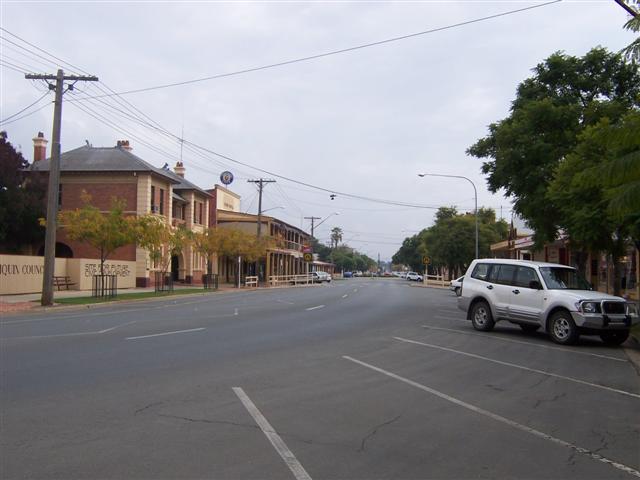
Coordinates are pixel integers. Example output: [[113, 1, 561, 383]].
[[422, 325, 627, 362], [393, 337, 640, 399], [276, 299, 295, 305], [4, 319, 140, 340], [353, 289, 358, 293], [305, 305, 325, 311], [342, 294, 348, 299], [233, 387, 312, 480], [234, 308, 239, 316], [125, 327, 205, 341], [342, 356, 640, 478]]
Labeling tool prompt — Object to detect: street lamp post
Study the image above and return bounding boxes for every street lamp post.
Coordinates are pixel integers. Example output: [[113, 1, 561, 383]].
[[261, 206, 285, 214], [307, 212, 339, 237], [418, 173, 479, 259]]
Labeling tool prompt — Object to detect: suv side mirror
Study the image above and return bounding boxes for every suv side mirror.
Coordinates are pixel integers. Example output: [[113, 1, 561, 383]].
[[529, 280, 542, 290]]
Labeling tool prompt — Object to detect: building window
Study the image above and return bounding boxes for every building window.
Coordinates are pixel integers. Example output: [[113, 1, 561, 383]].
[[57, 183, 62, 209], [151, 186, 156, 212], [159, 188, 165, 215], [193, 202, 197, 223], [199, 202, 203, 224]]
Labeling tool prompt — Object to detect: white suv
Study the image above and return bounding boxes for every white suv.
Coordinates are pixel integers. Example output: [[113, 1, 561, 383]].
[[458, 259, 638, 345]]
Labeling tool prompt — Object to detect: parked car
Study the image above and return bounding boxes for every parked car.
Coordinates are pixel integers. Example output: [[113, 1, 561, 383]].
[[343, 271, 353, 278], [406, 272, 423, 282], [449, 276, 464, 296], [312, 271, 332, 283], [457, 259, 638, 345]]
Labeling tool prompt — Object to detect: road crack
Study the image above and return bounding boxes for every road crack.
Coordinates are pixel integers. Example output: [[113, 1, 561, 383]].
[[357, 414, 402, 453], [134, 401, 163, 415], [158, 414, 260, 430], [533, 392, 566, 409]]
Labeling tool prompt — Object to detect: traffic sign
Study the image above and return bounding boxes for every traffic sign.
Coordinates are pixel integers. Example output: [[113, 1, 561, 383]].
[[303, 253, 313, 262], [422, 256, 431, 265]]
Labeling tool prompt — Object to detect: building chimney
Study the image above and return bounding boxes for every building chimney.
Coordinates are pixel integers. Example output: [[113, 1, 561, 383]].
[[174, 161, 185, 178], [116, 140, 133, 151], [32, 132, 48, 162]]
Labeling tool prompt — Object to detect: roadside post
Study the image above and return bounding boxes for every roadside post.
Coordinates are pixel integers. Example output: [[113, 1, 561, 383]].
[[303, 245, 313, 284], [423, 256, 431, 284]]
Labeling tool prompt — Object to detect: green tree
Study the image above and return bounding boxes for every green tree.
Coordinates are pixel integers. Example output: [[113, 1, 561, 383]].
[[618, 0, 639, 62], [330, 227, 343, 249], [57, 192, 136, 275], [137, 215, 190, 277], [393, 207, 508, 278], [548, 112, 640, 295], [192, 227, 219, 275], [0, 131, 46, 252], [467, 48, 640, 245]]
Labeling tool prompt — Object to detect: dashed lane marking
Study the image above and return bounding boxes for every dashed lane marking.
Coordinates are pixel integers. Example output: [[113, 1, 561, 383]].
[[125, 327, 205, 341], [305, 305, 325, 311]]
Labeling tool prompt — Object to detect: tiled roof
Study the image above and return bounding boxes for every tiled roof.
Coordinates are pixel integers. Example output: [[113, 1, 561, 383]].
[[160, 168, 212, 197], [31, 145, 179, 183]]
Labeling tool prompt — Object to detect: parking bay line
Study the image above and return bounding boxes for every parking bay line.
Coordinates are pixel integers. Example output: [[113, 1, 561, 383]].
[[233, 387, 312, 480], [422, 325, 627, 362], [342, 356, 640, 478], [125, 327, 205, 341], [393, 336, 640, 399]]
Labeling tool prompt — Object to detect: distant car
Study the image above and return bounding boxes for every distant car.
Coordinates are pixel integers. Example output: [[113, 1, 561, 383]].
[[449, 276, 464, 296], [354, 271, 363, 277], [343, 271, 353, 278], [312, 271, 332, 283], [406, 272, 423, 282]]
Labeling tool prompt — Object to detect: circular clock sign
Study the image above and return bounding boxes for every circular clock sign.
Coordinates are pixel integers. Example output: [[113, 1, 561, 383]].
[[220, 171, 234, 185]]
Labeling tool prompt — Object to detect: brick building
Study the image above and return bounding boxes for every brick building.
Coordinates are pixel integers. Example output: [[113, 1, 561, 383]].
[[30, 136, 210, 286], [27, 134, 316, 288]]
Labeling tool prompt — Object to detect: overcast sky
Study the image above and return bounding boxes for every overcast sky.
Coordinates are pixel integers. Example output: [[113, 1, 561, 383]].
[[0, 1, 635, 260]]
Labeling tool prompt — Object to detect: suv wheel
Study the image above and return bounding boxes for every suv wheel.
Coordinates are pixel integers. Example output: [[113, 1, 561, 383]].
[[548, 311, 579, 345], [471, 301, 495, 332], [599, 330, 629, 346]]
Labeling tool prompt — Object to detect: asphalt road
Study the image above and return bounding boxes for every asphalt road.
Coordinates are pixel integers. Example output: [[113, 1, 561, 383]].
[[1, 279, 639, 479]]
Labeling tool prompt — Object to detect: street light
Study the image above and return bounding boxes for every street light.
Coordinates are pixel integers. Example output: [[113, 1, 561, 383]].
[[261, 206, 285, 214], [308, 212, 340, 237], [418, 173, 478, 259]]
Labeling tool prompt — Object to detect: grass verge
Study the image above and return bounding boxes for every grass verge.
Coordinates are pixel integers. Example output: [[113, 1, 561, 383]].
[[53, 288, 211, 305]]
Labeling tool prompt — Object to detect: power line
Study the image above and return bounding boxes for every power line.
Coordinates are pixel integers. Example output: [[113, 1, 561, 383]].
[[0, 100, 52, 127], [0, 91, 50, 124], [62, 0, 561, 101], [0, 59, 28, 73], [1, 29, 503, 213]]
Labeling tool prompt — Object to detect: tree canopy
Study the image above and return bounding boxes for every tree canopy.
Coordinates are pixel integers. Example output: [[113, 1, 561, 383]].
[[393, 207, 508, 277], [467, 48, 640, 246], [0, 131, 46, 252], [57, 192, 136, 274]]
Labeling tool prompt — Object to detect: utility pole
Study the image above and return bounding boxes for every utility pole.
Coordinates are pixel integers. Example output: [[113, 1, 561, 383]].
[[304, 216, 321, 238], [247, 178, 276, 237], [26, 70, 98, 306]]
